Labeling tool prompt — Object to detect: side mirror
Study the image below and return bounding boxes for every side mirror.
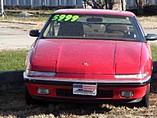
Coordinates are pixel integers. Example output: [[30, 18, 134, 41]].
[[29, 30, 40, 37], [146, 34, 157, 41]]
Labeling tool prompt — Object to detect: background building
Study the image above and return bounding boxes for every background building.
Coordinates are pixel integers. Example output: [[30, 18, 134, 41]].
[[3, 0, 83, 8]]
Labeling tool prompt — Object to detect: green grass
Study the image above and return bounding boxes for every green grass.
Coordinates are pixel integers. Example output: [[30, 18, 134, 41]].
[[151, 45, 157, 61], [0, 50, 27, 71], [0, 14, 49, 23], [0, 10, 52, 23]]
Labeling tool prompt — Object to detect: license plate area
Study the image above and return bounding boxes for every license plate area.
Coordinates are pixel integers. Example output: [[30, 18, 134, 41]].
[[73, 84, 97, 96]]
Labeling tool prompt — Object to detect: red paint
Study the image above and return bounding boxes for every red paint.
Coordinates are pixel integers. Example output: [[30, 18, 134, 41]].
[[29, 39, 151, 76], [54, 9, 135, 17], [26, 83, 148, 100]]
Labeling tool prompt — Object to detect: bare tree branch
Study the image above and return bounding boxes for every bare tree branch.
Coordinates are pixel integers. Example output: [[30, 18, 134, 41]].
[[83, 0, 106, 9], [83, 0, 94, 8]]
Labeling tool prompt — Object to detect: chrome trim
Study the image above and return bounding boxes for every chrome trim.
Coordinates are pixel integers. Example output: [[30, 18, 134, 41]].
[[114, 72, 149, 79], [23, 72, 151, 84]]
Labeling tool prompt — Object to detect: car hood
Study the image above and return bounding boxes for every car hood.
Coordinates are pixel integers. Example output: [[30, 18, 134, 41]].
[[31, 39, 143, 75]]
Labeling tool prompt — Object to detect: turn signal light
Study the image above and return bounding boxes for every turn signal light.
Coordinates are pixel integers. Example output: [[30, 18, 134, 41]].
[[121, 91, 133, 98], [37, 88, 50, 95]]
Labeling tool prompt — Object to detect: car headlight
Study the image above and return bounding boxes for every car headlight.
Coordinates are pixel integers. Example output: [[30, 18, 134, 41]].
[[114, 72, 149, 79], [26, 70, 56, 77], [25, 47, 34, 69]]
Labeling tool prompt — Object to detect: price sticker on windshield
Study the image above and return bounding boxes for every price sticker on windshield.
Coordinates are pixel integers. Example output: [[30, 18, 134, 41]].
[[52, 14, 80, 22]]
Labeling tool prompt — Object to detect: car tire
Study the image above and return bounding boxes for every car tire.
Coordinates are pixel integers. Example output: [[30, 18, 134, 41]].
[[153, 61, 157, 73], [25, 87, 34, 105], [139, 84, 150, 108]]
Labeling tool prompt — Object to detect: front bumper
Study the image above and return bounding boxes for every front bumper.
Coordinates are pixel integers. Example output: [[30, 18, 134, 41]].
[[24, 73, 151, 103]]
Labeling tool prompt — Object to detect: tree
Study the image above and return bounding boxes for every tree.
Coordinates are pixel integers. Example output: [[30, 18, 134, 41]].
[[83, 0, 125, 10], [83, 0, 107, 9], [135, 0, 144, 14]]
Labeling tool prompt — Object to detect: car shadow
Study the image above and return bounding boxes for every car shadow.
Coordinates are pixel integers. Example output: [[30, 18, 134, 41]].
[[48, 103, 112, 117], [150, 73, 157, 93]]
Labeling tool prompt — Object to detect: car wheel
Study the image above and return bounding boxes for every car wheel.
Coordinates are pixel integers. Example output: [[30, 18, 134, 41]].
[[139, 84, 150, 108], [25, 87, 34, 105]]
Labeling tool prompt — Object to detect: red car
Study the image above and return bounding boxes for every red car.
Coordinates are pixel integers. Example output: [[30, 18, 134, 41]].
[[24, 9, 157, 107]]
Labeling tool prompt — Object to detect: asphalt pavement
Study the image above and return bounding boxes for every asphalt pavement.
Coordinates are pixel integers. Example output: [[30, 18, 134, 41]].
[[0, 22, 36, 50]]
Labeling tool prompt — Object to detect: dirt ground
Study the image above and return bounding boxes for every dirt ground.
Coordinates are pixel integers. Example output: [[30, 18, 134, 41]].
[[1, 22, 157, 117]]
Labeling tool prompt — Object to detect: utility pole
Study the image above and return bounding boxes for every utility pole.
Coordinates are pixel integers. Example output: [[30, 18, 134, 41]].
[[1, 0, 4, 18]]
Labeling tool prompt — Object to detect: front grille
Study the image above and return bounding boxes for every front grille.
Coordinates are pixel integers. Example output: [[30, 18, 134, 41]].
[[56, 89, 113, 98]]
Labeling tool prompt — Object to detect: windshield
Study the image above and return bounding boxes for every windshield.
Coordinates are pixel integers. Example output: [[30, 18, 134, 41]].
[[42, 14, 143, 41]]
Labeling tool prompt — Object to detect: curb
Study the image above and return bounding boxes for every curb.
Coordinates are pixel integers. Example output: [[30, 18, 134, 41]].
[[0, 70, 24, 83]]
